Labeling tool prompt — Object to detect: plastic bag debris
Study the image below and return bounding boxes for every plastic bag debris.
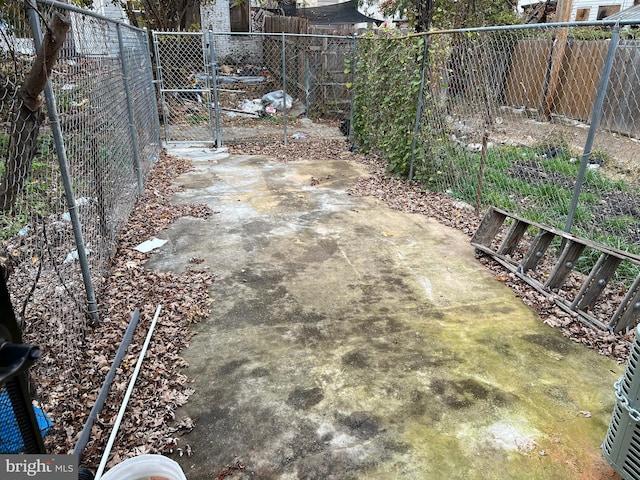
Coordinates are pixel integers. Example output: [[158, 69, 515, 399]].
[[262, 90, 292, 111], [239, 99, 264, 115], [71, 98, 90, 110], [134, 237, 168, 253], [64, 247, 92, 264]]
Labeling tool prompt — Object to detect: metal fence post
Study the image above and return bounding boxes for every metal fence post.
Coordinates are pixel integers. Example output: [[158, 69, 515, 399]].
[[282, 32, 288, 145], [26, 0, 99, 323], [152, 32, 170, 144], [145, 28, 162, 150], [409, 34, 429, 182], [564, 24, 620, 233], [116, 23, 144, 194], [348, 33, 357, 142], [203, 32, 214, 144], [209, 31, 222, 149], [305, 55, 310, 116]]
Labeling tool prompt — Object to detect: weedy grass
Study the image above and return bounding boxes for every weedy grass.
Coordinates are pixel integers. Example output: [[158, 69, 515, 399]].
[[435, 142, 640, 284], [0, 134, 63, 239]]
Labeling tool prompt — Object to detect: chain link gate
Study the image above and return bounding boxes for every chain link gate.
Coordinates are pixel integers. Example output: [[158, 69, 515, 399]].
[[153, 31, 355, 145], [153, 32, 217, 144]]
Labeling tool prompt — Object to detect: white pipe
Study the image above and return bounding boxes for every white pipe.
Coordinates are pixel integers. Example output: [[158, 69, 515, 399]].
[[94, 305, 163, 480]]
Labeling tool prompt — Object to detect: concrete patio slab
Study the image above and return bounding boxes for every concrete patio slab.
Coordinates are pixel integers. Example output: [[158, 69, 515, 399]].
[[147, 144, 623, 479]]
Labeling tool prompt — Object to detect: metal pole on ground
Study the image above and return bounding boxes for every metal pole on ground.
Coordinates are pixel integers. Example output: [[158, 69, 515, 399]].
[[94, 305, 162, 480], [565, 24, 620, 233], [116, 23, 144, 194], [26, 0, 99, 323], [73, 309, 141, 456]]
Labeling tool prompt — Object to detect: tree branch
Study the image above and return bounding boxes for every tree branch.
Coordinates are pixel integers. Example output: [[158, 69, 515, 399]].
[[0, 11, 70, 211]]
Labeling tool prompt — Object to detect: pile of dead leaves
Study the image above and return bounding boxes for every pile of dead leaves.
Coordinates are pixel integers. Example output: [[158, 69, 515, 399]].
[[228, 138, 349, 163], [27, 152, 214, 470]]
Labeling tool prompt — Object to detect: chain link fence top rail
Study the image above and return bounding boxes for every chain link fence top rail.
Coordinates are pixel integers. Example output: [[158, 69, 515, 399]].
[[154, 31, 354, 144], [353, 22, 640, 275], [0, 1, 159, 357]]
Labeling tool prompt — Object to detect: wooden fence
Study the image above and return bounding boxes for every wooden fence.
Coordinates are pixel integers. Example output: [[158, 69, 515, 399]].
[[602, 40, 640, 137], [263, 16, 354, 117], [261, 18, 640, 137], [264, 15, 309, 34], [503, 38, 640, 138], [264, 14, 360, 36]]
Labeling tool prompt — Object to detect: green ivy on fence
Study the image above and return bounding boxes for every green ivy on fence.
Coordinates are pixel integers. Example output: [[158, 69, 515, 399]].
[[350, 27, 640, 278], [352, 31, 424, 176]]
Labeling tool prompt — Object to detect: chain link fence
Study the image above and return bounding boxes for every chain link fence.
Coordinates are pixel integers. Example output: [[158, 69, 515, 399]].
[[353, 22, 640, 266], [418, 23, 640, 242], [0, 0, 159, 355], [154, 31, 354, 144], [153, 32, 215, 143], [5, 5, 640, 346], [154, 23, 640, 281]]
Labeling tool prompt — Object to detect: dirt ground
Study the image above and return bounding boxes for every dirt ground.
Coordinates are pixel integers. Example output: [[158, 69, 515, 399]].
[[165, 116, 345, 144], [479, 110, 640, 182]]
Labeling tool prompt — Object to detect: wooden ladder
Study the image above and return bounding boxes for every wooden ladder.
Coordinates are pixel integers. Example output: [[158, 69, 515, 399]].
[[471, 207, 640, 333]]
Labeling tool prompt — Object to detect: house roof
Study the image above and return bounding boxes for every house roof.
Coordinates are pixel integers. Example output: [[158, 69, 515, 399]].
[[606, 4, 640, 21], [296, 0, 381, 25]]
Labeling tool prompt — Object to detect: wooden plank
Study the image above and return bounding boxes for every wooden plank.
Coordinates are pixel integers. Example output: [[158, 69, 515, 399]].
[[498, 220, 528, 256], [610, 275, 640, 333], [544, 240, 585, 290], [485, 207, 640, 264], [470, 207, 506, 248], [553, 40, 607, 122], [572, 253, 622, 311], [504, 38, 553, 111], [486, 244, 609, 331], [520, 230, 555, 273], [602, 39, 640, 138], [472, 207, 640, 332]]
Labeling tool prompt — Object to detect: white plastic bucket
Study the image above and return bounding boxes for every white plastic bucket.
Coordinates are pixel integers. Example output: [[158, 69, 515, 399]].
[[100, 454, 186, 480]]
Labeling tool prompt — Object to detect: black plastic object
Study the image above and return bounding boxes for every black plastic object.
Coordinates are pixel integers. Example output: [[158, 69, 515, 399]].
[[0, 265, 45, 454], [78, 467, 95, 480]]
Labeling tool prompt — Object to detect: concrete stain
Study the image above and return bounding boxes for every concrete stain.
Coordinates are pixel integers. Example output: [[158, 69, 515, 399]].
[[147, 147, 623, 479], [287, 387, 325, 410]]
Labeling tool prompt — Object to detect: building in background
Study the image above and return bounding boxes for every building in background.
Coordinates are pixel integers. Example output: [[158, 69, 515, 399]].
[[92, 0, 128, 23], [517, 0, 639, 23]]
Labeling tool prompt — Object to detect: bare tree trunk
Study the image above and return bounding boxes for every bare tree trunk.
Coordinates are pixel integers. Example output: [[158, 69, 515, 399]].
[[0, 11, 71, 212]]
